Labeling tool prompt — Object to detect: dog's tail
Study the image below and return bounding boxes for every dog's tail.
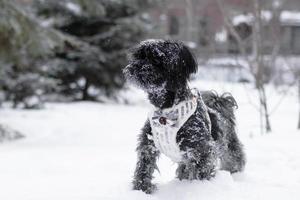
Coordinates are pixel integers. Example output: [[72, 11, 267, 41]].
[[201, 91, 246, 173], [201, 91, 237, 124]]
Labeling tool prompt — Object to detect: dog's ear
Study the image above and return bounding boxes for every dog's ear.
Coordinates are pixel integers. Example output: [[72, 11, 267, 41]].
[[179, 44, 198, 77], [164, 41, 198, 79], [165, 41, 198, 91]]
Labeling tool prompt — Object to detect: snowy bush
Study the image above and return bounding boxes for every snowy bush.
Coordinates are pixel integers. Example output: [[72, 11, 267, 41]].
[[0, 0, 150, 106], [32, 0, 147, 100], [0, 124, 24, 143]]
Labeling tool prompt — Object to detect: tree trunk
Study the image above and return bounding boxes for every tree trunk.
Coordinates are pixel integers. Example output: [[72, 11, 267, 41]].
[[82, 79, 90, 101], [253, 0, 272, 133], [261, 86, 271, 132], [259, 95, 264, 135], [298, 78, 300, 129], [257, 85, 272, 133]]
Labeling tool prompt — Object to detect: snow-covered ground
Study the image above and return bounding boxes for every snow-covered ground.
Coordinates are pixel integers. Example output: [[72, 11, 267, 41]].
[[0, 81, 300, 200]]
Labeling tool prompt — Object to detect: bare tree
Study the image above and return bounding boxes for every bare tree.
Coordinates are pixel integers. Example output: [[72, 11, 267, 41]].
[[215, 0, 285, 133], [251, 0, 270, 132]]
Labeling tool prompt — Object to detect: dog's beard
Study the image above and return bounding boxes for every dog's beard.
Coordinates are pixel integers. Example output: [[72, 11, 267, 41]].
[[147, 82, 177, 108], [146, 82, 167, 94], [124, 70, 178, 109], [123, 64, 166, 92], [123, 65, 145, 90], [125, 76, 173, 108]]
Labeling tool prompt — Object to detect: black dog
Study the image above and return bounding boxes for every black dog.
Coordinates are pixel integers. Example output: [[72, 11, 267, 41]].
[[123, 40, 246, 194]]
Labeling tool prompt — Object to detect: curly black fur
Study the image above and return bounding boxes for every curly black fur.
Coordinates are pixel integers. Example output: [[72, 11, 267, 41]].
[[123, 39, 246, 194]]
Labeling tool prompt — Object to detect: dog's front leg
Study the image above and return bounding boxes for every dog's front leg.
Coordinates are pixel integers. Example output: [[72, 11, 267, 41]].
[[187, 149, 217, 180], [179, 142, 217, 180], [132, 121, 160, 194]]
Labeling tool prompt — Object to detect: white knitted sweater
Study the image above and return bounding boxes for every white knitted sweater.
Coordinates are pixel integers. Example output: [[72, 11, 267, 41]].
[[148, 97, 198, 162]]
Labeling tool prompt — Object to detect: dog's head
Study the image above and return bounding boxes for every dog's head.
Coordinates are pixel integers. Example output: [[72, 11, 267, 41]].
[[123, 40, 198, 93]]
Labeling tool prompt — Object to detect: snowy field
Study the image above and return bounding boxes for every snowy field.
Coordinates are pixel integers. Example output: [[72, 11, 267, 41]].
[[0, 81, 300, 200]]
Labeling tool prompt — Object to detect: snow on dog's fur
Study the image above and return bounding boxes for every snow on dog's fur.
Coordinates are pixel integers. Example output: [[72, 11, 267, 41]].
[[123, 39, 246, 194]]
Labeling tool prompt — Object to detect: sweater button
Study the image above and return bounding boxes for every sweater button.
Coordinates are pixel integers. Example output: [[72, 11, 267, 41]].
[[159, 117, 167, 125]]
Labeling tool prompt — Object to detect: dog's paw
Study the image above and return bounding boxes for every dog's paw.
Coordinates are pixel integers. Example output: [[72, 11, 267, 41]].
[[133, 181, 157, 194]]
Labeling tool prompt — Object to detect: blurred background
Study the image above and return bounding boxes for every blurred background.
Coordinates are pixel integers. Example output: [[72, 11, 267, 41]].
[[0, 0, 300, 199]]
